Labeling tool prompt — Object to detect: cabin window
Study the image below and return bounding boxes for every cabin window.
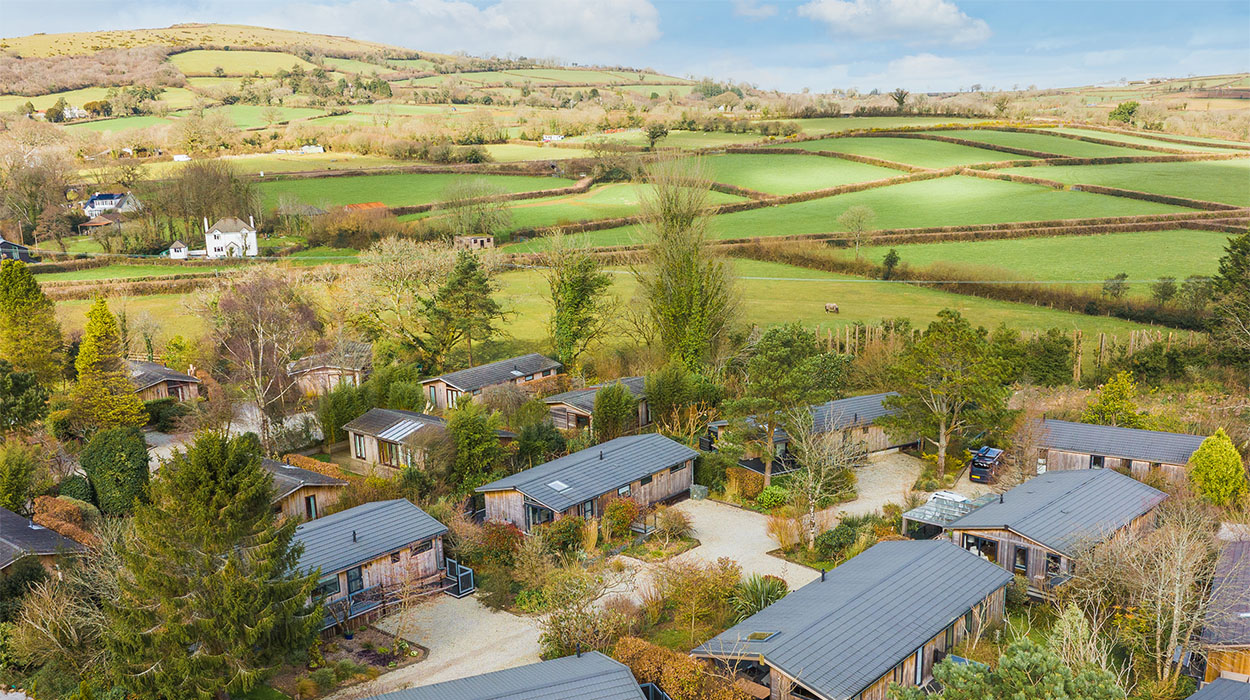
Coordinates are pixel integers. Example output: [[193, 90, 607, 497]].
[[542, 369, 553, 377], [525, 502, 554, 530], [1013, 547, 1029, 574], [304, 494, 317, 520], [313, 576, 340, 599], [346, 566, 364, 595], [580, 500, 595, 519], [1046, 553, 1062, 576], [391, 552, 401, 564], [670, 463, 685, 474], [446, 388, 462, 406], [412, 539, 433, 555], [914, 648, 924, 685], [1090, 454, 1105, 469], [945, 624, 955, 648], [427, 385, 437, 405], [353, 434, 366, 459], [618, 485, 631, 498], [473, 389, 481, 396], [524, 374, 534, 381], [640, 475, 653, 486]]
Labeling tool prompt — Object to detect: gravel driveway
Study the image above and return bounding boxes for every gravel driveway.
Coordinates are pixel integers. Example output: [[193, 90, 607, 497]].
[[824, 451, 927, 519]]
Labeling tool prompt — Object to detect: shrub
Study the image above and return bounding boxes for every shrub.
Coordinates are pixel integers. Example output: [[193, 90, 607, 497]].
[[1006, 574, 1030, 613], [612, 637, 750, 700], [754, 485, 789, 510], [294, 677, 318, 697], [730, 574, 789, 622], [814, 522, 858, 559], [1188, 428, 1248, 507], [142, 397, 189, 432], [309, 666, 336, 690], [58, 474, 95, 504], [80, 426, 149, 516], [726, 466, 764, 500], [514, 588, 548, 612], [477, 520, 524, 566], [539, 516, 587, 554], [654, 506, 693, 546], [766, 514, 802, 550], [334, 658, 367, 681], [603, 497, 642, 540]]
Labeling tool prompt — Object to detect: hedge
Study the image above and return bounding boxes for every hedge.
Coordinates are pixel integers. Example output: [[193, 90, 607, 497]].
[[976, 152, 1247, 170], [1051, 122, 1250, 152], [855, 130, 1064, 159], [1067, 184, 1241, 211], [727, 465, 765, 500]]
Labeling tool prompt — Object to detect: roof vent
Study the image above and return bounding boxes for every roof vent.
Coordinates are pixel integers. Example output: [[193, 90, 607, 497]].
[[548, 480, 570, 492], [599, 450, 604, 460], [352, 530, 357, 543]]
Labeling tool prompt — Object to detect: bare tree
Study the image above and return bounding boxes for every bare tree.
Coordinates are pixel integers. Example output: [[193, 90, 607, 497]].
[[837, 205, 877, 259], [784, 407, 866, 549], [435, 177, 513, 242]]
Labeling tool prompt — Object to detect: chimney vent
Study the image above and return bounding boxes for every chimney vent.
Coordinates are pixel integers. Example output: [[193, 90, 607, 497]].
[[820, 568, 826, 582], [599, 450, 603, 460], [352, 530, 357, 543]]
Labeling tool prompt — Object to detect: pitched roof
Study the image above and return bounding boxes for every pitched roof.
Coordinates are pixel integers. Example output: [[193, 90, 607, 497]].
[[1189, 679, 1250, 700], [358, 652, 645, 700], [293, 499, 447, 577], [693, 540, 1014, 700], [543, 376, 646, 413], [287, 340, 373, 375], [1039, 418, 1206, 465], [126, 359, 200, 392], [1202, 540, 1250, 647], [477, 433, 697, 512], [903, 493, 998, 528], [424, 353, 562, 392], [0, 506, 85, 571], [946, 469, 1168, 555], [208, 217, 253, 233], [342, 407, 515, 441], [262, 458, 348, 502], [710, 392, 900, 443]]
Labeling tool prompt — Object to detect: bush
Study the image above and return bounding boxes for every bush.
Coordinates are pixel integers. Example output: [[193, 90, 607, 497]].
[[142, 397, 189, 432], [613, 637, 750, 700], [654, 506, 693, 545], [476, 520, 524, 566], [766, 514, 802, 550], [294, 677, 318, 698], [80, 426, 149, 516], [726, 466, 764, 500], [334, 658, 367, 681], [58, 474, 95, 504], [602, 497, 642, 540], [309, 666, 336, 690], [1188, 428, 1249, 507], [539, 516, 587, 554], [1006, 574, 1030, 612], [730, 574, 789, 622], [754, 485, 789, 510]]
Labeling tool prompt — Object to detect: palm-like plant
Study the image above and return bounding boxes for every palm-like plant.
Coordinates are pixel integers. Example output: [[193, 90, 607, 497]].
[[730, 574, 789, 622]]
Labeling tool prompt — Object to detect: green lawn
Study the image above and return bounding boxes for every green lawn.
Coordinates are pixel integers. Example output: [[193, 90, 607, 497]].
[[65, 115, 173, 133], [257, 172, 574, 209], [926, 129, 1151, 157], [850, 229, 1230, 297], [287, 247, 360, 264], [1003, 159, 1250, 206], [1051, 127, 1244, 154], [170, 50, 318, 76], [507, 175, 1191, 251], [55, 293, 206, 344], [703, 153, 902, 193], [759, 116, 992, 136], [321, 57, 388, 75], [60, 236, 105, 254], [767, 136, 1036, 168]]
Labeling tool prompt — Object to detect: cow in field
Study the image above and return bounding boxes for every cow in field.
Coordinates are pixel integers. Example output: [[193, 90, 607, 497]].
[[825, 303, 839, 314]]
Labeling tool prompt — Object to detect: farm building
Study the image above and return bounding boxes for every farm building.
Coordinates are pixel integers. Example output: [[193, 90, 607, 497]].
[[0, 506, 85, 576], [421, 353, 562, 411], [946, 469, 1167, 596], [126, 359, 201, 401], [342, 201, 389, 217], [262, 458, 347, 521], [453, 234, 495, 250], [705, 391, 910, 475], [476, 433, 697, 532], [1189, 678, 1250, 699], [1201, 539, 1250, 683], [342, 407, 515, 473], [167, 240, 188, 259], [294, 499, 448, 632], [79, 212, 123, 237], [356, 651, 648, 700], [0, 238, 38, 263], [544, 376, 649, 431], [1035, 418, 1206, 482], [693, 540, 1013, 700], [287, 340, 373, 395]]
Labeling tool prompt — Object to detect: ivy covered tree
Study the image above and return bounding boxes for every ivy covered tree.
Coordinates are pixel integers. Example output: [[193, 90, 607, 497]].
[[1080, 371, 1147, 428], [104, 432, 318, 698], [1188, 427, 1248, 507], [0, 359, 49, 434], [80, 426, 149, 516], [72, 298, 147, 432], [445, 400, 506, 492], [544, 236, 614, 370], [0, 260, 64, 385], [593, 382, 639, 444]]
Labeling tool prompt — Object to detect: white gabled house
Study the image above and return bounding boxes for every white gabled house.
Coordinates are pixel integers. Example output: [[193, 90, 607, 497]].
[[82, 192, 140, 218], [202, 216, 258, 259]]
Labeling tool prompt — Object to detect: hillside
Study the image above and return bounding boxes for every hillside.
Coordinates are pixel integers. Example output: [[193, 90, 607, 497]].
[[0, 23, 415, 57]]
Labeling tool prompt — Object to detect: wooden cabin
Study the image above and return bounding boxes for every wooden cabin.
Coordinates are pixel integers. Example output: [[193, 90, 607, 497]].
[[1202, 539, 1250, 683], [705, 391, 912, 476], [1189, 677, 1250, 699], [262, 459, 347, 521], [294, 499, 447, 632], [476, 433, 697, 532], [1036, 418, 1206, 483], [693, 540, 1013, 700], [544, 376, 650, 431], [126, 360, 201, 402], [0, 506, 85, 576], [342, 408, 515, 474], [421, 353, 562, 411], [946, 469, 1167, 597], [287, 340, 372, 396]]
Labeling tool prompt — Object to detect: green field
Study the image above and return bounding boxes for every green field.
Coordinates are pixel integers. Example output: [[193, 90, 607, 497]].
[[321, 57, 388, 75], [703, 153, 901, 193], [169, 50, 318, 76], [185, 76, 246, 89], [139, 151, 402, 177], [507, 175, 1192, 251], [210, 105, 327, 128], [762, 116, 991, 136], [850, 229, 1229, 297], [387, 58, 438, 71], [484, 144, 593, 162], [65, 115, 174, 133], [926, 129, 1151, 157], [35, 263, 233, 282], [0, 85, 196, 113], [55, 293, 207, 344], [1051, 127, 1244, 154], [256, 172, 575, 209], [1003, 159, 1250, 206], [565, 129, 764, 149], [768, 136, 1037, 168]]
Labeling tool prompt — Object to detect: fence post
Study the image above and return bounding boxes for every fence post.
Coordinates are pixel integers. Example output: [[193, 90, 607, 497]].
[[1073, 330, 1082, 384]]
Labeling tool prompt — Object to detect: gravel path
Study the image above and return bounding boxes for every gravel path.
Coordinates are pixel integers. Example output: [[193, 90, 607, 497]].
[[668, 498, 820, 590], [822, 451, 927, 519]]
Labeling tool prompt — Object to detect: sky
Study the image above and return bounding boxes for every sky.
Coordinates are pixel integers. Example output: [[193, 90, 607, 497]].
[[4, 0, 1249, 92]]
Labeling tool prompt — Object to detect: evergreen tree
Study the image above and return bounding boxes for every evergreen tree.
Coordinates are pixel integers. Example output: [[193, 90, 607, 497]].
[[0, 260, 64, 385], [445, 400, 506, 492], [0, 442, 39, 511], [1211, 233, 1250, 365], [593, 382, 639, 443], [1188, 427, 1248, 507], [1081, 371, 1147, 428], [72, 299, 147, 432], [0, 359, 49, 434], [105, 432, 317, 698], [80, 426, 149, 516], [426, 251, 505, 366], [545, 239, 614, 369], [514, 422, 567, 470]]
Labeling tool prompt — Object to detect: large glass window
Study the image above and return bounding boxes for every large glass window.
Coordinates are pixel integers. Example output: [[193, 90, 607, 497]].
[[313, 576, 340, 600], [353, 433, 366, 459], [580, 500, 595, 519], [1090, 454, 1105, 468], [346, 566, 364, 594], [304, 494, 317, 519], [1014, 547, 1029, 574]]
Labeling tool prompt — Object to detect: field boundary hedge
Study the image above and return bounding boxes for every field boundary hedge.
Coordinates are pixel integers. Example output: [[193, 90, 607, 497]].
[[976, 152, 1249, 170], [242, 159, 593, 182], [852, 130, 1064, 159], [28, 254, 262, 273], [1050, 123, 1250, 152], [725, 146, 924, 172], [389, 175, 594, 216], [958, 168, 1243, 210]]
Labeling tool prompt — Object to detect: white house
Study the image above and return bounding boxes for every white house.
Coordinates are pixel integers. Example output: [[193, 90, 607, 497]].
[[168, 240, 188, 260], [83, 192, 139, 218], [203, 217, 258, 259]]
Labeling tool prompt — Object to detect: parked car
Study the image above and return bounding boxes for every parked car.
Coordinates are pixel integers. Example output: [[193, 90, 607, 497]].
[[968, 446, 1006, 483]]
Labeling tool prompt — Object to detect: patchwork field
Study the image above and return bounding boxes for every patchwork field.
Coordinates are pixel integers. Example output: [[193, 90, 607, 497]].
[[1003, 159, 1250, 206], [387, 58, 439, 71], [485, 144, 593, 162], [762, 116, 992, 135], [703, 153, 901, 194], [564, 129, 766, 149], [140, 151, 404, 177], [256, 171, 575, 209], [169, 49, 318, 76], [34, 263, 232, 282], [1051, 127, 1245, 153], [768, 136, 1037, 168], [321, 57, 388, 75], [926, 129, 1150, 157], [65, 115, 174, 133]]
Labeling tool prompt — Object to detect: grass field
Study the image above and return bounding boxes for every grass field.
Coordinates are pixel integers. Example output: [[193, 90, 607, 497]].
[[169, 49, 318, 76], [849, 229, 1230, 297], [768, 136, 1037, 168], [65, 115, 173, 133], [35, 263, 231, 282], [703, 153, 901, 193], [55, 293, 207, 343], [387, 58, 439, 71], [256, 171, 575, 208], [484, 144, 593, 161], [762, 116, 991, 136], [184, 76, 246, 89], [926, 129, 1151, 157], [1, 23, 407, 57], [210, 104, 326, 128], [0, 85, 195, 112], [1003, 159, 1250, 206], [321, 57, 388, 75], [506, 175, 1192, 251], [1051, 127, 1245, 154]]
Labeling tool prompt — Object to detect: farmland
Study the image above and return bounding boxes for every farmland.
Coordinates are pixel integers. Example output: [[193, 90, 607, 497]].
[[761, 116, 992, 135], [143, 151, 406, 177], [255, 171, 576, 209], [168, 49, 318, 76], [1051, 127, 1247, 153], [703, 153, 901, 194], [34, 263, 231, 282], [925, 129, 1151, 157], [767, 136, 1037, 168], [1002, 159, 1250, 206], [65, 115, 174, 133]]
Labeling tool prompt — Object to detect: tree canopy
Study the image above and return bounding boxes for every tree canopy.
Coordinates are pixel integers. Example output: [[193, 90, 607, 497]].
[[1080, 371, 1148, 429], [1188, 427, 1248, 507], [0, 260, 64, 385], [0, 359, 49, 434], [80, 426, 149, 516], [72, 298, 147, 433], [593, 382, 639, 444]]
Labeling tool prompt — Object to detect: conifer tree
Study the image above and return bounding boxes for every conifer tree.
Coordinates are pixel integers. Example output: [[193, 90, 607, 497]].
[[426, 251, 504, 366], [1080, 371, 1147, 429], [72, 299, 146, 431], [0, 260, 64, 385], [593, 382, 639, 443], [105, 432, 317, 698], [1188, 427, 1249, 507], [80, 426, 149, 515]]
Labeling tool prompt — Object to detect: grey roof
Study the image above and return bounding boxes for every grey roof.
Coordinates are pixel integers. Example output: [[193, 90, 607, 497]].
[[711, 392, 899, 443], [903, 493, 998, 527], [1039, 418, 1206, 465], [293, 499, 447, 577], [1190, 679, 1250, 700], [1203, 540, 1250, 647], [359, 652, 645, 700], [342, 408, 515, 441], [262, 458, 348, 502], [423, 353, 562, 392], [693, 540, 1013, 700], [946, 469, 1168, 555], [0, 506, 85, 571], [476, 433, 697, 512], [208, 216, 253, 233], [543, 376, 646, 413], [287, 340, 373, 375], [126, 359, 200, 392]]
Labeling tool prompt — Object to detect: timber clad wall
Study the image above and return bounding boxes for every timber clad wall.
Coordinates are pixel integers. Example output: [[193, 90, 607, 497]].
[[323, 536, 444, 600], [295, 367, 364, 396], [1043, 448, 1187, 482], [1206, 649, 1250, 682], [484, 490, 524, 525], [274, 484, 344, 521]]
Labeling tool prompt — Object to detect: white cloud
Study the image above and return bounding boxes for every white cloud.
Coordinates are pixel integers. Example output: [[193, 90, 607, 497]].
[[797, 0, 991, 46], [733, 0, 778, 19]]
